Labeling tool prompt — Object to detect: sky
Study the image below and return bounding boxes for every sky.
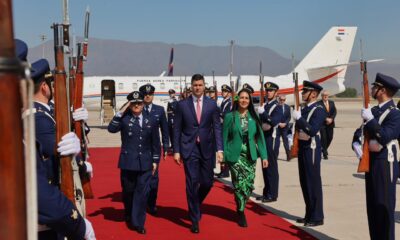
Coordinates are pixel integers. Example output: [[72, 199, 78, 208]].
[[12, 0, 400, 63]]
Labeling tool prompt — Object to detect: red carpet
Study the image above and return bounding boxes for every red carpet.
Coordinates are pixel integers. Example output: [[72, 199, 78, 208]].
[[86, 147, 316, 239]]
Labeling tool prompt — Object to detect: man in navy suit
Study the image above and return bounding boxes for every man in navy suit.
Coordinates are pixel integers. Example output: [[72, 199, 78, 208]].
[[318, 90, 337, 160], [108, 91, 160, 234], [352, 73, 400, 240], [173, 74, 223, 233], [293, 81, 327, 227], [139, 83, 169, 215], [167, 89, 178, 153], [274, 95, 291, 161]]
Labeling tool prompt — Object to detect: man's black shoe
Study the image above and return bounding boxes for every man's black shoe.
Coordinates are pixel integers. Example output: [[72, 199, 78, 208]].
[[216, 173, 229, 178], [256, 196, 265, 201], [148, 206, 158, 215], [262, 197, 277, 203], [304, 220, 324, 227], [190, 222, 199, 233], [323, 155, 328, 160], [136, 227, 146, 234], [296, 218, 307, 224]]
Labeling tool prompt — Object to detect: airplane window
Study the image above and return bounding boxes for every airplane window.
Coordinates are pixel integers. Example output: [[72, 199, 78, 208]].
[[89, 83, 95, 88], [132, 83, 138, 90], [118, 83, 124, 90], [160, 83, 165, 89]]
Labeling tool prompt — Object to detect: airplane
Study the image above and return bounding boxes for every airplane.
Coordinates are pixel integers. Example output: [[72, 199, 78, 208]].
[[83, 26, 357, 112]]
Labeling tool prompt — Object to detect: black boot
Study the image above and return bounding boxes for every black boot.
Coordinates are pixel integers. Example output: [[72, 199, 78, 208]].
[[237, 211, 248, 228]]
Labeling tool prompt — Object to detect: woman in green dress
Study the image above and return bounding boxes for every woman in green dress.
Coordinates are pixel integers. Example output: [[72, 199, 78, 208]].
[[223, 87, 268, 227]]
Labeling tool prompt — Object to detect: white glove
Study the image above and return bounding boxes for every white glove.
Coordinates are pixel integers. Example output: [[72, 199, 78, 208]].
[[352, 142, 363, 159], [57, 132, 81, 156], [84, 218, 96, 240], [85, 162, 93, 178], [257, 105, 265, 114], [361, 108, 373, 121], [293, 110, 301, 120], [288, 134, 293, 147], [73, 107, 89, 122]]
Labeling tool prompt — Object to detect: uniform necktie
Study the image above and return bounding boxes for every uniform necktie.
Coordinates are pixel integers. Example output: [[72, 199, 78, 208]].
[[133, 116, 140, 127], [145, 105, 150, 115]]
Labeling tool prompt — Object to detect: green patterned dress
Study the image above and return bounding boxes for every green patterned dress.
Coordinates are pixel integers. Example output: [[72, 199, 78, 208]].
[[228, 114, 256, 212]]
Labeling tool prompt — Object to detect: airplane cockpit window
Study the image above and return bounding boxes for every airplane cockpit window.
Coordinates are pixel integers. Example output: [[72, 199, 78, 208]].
[[118, 83, 124, 90], [160, 83, 165, 89]]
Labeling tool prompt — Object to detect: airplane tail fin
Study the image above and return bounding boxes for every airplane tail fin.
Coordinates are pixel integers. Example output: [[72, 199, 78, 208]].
[[168, 47, 174, 76], [295, 26, 357, 94]]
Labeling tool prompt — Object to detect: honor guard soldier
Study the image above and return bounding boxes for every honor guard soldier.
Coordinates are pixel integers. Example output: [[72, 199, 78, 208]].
[[293, 80, 326, 227], [26, 59, 94, 239], [186, 86, 192, 98], [139, 84, 169, 215], [352, 73, 400, 240], [256, 82, 283, 202], [208, 86, 217, 100], [215, 84, 233, 178], [167, 89, 178, 153], [108, 91, 160, 234]]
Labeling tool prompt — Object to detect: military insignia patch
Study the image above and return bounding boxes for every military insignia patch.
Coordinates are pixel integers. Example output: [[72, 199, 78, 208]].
[[146, 85, 151, 92], [71, 209, 78, 220], [133, 92, 139, 99]]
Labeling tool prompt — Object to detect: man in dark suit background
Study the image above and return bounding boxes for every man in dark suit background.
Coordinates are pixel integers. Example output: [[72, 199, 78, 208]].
[[173, 74, 223, 233], [318, 90, 337, 160], [274, 95, 291, 161]]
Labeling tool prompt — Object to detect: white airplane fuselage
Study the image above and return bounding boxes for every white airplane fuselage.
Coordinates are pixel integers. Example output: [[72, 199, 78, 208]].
[[83, 26, 357, 109]]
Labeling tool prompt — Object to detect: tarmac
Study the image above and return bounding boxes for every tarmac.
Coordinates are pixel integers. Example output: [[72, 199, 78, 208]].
[[86, 99, 400, 240]]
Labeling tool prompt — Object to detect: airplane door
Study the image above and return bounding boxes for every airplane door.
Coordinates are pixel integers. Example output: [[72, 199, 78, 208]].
[[100, 80, 116, 125]]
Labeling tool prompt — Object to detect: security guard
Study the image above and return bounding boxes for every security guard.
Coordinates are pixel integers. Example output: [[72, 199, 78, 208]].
[[108, 91, 160, 234], [215, 84, 233, 178], [257, 82, 283, 202], [293, 80, 326, 227], [167, 89, 178, 153], [139, 83, 169, 215], [352, 73, 400, 240]]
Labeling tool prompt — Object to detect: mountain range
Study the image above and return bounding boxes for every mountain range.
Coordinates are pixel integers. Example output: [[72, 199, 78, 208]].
[[28, 38, 400, 94]]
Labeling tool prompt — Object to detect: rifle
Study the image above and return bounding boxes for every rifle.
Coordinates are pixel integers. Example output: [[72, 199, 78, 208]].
[[82, 6, 90, 60], [213, 71, 218, 101], [53, 23, 75, 203], [0, 1, 28, 238], [259, 61, 264, 105], [290, 71, 300, 158], [74, 43, 94, 198], [357, 58, 370, 172]]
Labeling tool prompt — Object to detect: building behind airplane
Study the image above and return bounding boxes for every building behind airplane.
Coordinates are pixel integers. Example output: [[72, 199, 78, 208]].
[[83, 26, 357, 112]]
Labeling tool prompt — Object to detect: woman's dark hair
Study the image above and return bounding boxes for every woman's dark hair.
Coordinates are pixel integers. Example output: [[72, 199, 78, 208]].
[[228, 89, 263, 142]]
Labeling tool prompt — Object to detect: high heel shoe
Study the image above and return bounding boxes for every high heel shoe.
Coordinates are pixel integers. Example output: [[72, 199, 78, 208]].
[[237, 211, 248, 228]]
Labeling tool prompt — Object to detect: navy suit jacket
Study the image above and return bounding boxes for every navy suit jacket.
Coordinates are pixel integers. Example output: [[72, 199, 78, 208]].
[[173, 95, 223, 160], [318, 100, 337, 128]]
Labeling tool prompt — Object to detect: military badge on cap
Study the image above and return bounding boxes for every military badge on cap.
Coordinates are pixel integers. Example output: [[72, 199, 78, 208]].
[[302, 80, 323, 92], [127, 91, 144, 103], [139, 84, 155, 95], [31, 59, 52, 84], [373, 73, 400, 94], [242, 83, 254, 94], [221, 84, 232, 93], [264, 82, 279, 91], [71, 209, 78, 220]]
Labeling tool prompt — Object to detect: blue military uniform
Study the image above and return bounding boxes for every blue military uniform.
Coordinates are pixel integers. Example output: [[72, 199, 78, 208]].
[[259, 82, 283, 201], [352, 73, 400, 240], [167, 89, 178, 151], [274, 102, 291, 161], [295, 81, 326, 226], [139, 84, 169, 214], [24, 56, 87, 239], [108, 91, 160, 232]]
